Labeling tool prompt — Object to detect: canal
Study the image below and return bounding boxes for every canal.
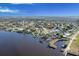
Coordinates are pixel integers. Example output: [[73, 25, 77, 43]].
[[0, 31, 64, 56]]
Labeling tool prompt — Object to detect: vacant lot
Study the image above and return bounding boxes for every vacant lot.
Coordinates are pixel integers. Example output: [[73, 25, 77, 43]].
[[75, 34, 79, 46], [69, 34, 79, 55]]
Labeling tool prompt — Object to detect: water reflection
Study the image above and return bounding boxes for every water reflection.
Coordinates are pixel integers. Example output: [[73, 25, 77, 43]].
[[0, 31, 64, 56]]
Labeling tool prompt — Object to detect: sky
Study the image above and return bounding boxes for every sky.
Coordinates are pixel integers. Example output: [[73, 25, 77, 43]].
[[0, 3, 79, 16]]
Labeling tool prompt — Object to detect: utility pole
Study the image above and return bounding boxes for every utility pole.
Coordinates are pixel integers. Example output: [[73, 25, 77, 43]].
[[22, 20, 25, 35], [23, 20, 25, 30]]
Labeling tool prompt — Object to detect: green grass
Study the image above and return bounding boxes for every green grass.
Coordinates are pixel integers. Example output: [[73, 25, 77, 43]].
[[75, 34, 79, 46]]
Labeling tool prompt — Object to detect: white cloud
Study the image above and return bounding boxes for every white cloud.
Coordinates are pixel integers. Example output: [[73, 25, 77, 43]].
[[11, 3, 33, 4], [0, 8, 19, 13], [0, 0, 79, 3]]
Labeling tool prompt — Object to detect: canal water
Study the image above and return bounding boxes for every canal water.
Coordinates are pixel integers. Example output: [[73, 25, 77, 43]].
[[0, 31, 64, 56]]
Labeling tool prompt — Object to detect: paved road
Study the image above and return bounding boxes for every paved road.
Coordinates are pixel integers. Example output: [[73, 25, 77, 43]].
[[64, 31, 79, 56]]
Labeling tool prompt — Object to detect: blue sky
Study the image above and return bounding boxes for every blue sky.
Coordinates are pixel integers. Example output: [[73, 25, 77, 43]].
[[0, 3, 79, 16]]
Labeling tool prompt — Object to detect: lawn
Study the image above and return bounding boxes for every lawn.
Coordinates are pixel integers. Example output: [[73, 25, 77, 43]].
[[75, 34, 79, 46], [69, 34, 79, 55]]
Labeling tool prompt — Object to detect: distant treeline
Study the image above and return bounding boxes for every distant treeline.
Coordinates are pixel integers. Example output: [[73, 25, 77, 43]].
[[0, 16, 79, 22]]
